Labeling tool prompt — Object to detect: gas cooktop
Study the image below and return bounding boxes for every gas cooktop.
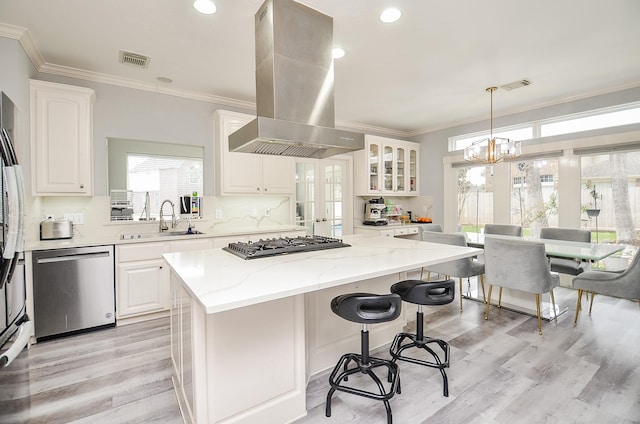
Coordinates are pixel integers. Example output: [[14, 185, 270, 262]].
[[223, 236, 350, 260]]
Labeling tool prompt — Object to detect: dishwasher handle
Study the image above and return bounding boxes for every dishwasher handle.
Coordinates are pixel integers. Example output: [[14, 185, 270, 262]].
[[36, 250, 112, 264]]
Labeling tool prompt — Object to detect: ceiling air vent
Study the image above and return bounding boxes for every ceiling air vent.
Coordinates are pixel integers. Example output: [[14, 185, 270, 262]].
[[501, 79, 532, 91], [119, 50, 150, 68]]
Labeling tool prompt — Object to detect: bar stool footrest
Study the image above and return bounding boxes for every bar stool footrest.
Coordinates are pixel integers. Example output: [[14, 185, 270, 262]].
[[389, 332, 450, 369], [326, 353, 400, 423], [389, 332, 450, 397]]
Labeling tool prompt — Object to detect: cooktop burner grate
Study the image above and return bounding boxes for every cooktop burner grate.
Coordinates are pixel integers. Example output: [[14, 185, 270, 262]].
[[223, 236, 350, 259]]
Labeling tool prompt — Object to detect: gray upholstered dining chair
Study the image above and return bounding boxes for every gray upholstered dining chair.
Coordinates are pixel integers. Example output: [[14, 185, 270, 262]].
[[483, 224, 522, 237], [421, 231, 485, 311], [539, 227, 591, 275], [572, 250, 640, 325], [419, 223, 443, 233], [484, 237, 559, 335]]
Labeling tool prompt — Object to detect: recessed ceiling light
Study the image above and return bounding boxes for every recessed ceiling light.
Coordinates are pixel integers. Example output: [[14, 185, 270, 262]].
[[332, 48, 345, 59], [194, 0, 216, 15], [380, 8, 401, 23]]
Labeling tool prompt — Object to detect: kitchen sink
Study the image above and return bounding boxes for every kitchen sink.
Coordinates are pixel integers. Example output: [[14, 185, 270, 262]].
[[159, 230, 205, 237]]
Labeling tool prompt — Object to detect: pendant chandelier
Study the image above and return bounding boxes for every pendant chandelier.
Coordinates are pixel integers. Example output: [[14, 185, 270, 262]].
[[464, 87, 521, 164]]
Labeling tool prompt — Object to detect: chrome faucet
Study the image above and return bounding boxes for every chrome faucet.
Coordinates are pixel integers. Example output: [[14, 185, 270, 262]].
[[159, 199, 176, 232]]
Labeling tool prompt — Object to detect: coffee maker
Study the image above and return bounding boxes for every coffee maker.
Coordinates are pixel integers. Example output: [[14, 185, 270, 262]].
[[363, 197, 388, 225]]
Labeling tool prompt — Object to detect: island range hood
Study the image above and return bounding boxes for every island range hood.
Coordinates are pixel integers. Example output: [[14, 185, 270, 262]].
[[228, 0, 364, 159]]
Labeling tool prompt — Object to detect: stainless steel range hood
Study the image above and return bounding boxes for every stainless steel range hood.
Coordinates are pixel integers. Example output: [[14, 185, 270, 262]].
[[228, 0, 364, 159]]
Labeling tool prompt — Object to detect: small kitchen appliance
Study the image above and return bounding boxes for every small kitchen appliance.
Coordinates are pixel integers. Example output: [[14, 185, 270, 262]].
[[39, 219, 73, 240], [363, 197, 387, 226]]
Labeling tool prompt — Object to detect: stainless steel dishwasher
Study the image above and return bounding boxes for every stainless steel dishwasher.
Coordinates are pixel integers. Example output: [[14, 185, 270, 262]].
[[32, 245, 115, 340]]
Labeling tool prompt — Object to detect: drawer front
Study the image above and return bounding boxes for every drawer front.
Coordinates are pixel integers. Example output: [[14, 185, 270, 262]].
[[117, 242, 169, 262]]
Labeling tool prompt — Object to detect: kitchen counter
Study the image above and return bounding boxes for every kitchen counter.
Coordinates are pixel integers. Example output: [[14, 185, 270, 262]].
[[163, 233, 480, 314], [163, 234, 480, 423], [25, 225, 302, 251]]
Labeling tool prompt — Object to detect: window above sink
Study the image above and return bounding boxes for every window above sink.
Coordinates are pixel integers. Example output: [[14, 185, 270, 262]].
[[108, 138, 204, 222]]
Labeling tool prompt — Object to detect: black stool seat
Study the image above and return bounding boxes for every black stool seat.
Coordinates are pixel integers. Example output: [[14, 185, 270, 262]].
[[326, 293, 402, 424], [389, 279, 455, 397], [391, 279, 455, 305], [331, 292, 402, 323]]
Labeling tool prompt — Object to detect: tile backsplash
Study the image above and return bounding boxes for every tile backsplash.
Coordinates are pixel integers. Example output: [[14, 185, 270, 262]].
[[26, 195, 292, 243]]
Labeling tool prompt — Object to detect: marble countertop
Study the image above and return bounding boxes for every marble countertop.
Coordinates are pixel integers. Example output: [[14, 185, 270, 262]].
[[163, 234, 482, 314], [25, 225, 302, 251]]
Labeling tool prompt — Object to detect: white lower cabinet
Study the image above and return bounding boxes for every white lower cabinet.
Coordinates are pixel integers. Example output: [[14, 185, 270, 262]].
[[116, 242, 170, 321], [118, 259, 170, 316]]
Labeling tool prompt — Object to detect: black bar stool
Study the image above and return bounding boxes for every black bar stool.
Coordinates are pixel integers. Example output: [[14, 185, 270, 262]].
[[326, 292, 402, 424], [388, 279, 455, 397]]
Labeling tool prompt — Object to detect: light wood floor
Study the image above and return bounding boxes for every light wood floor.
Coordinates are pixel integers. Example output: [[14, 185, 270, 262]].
[[1, 287, 639, 424]]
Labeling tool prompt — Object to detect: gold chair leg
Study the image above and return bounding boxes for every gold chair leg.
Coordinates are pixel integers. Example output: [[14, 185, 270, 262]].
[[427, 271, 431, 281], [550, 289, 557, 321], [498, 287, 503, 308], [459, 278, 463, 312], [535, 293, 542, 335], [588, 291, 596, 315], [420, 267, 425, 280], [479, 274, 486, 303], [574, 289, 583, 325], [484, 285, 493, 320]]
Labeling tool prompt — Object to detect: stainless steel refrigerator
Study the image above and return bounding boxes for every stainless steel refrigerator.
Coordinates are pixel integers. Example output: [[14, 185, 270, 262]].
[[0, 91, 31, 368]]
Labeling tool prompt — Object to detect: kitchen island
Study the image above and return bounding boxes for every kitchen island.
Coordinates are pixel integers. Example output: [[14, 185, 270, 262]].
[[163, 234, 481, 424]]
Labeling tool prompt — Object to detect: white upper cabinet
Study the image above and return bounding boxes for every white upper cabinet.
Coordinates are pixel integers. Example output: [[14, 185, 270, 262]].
[[354, 135, 419, 196], [30, 80, 95, 196], [213, 110, 295, 195]]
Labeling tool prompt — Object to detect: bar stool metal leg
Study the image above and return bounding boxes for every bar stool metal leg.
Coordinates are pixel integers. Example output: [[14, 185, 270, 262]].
[[325, 293, 402, 424]]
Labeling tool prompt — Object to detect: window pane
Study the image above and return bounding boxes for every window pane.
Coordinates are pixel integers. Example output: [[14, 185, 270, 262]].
[[580, 152, 640, 245], [126, 154, 203, 220], [510, 159, 559, 237], [542, 107, 640, 137], [457, 166, 492, 232]]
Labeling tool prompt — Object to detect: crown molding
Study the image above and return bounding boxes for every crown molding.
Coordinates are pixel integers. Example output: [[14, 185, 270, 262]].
[[39, 62, 256, 109], [335, 120, 410, 139], [0, 23, 45, 69]]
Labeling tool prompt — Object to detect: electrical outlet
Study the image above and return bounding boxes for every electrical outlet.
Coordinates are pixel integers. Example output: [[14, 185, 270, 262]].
[[215, 209, 222, 219], [264, 208, 270, 217], [251, 208, 257, 217], [64, 213, 85, 224]]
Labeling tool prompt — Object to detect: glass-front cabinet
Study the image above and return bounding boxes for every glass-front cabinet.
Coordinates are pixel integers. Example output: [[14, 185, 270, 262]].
[[355, 135, 419, 196], [368, 143, 380, 191], [408, 148, 417, 194]]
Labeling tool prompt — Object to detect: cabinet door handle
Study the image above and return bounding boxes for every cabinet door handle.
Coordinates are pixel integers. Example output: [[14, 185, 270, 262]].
[[159, 266, 163, 269], [257, 187, 260, 191], [264, 188, 268, 192], [80, 184, 84, 189]]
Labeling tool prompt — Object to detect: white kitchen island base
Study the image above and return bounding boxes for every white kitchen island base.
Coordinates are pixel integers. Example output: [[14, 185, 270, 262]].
[[171, 275, 307, 424], [164, 234, 481, 424]]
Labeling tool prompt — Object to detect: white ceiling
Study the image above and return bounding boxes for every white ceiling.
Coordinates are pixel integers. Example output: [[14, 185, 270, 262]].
[[1, 0, 639, 136]]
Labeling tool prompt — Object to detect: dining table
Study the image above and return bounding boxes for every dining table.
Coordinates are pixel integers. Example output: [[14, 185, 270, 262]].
[[462, 232, 626, 320], [464, 232, 625, 262]]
